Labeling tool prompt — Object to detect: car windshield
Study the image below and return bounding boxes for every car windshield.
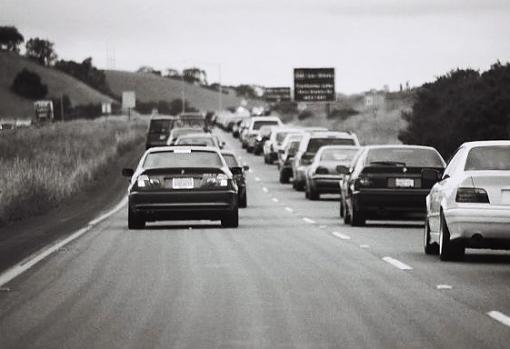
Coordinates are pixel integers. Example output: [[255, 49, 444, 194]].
[[149, 120, 172, 134], [259, 126, 273, 137], [222, 154, 239, 167], [276, 131, 295, 144], [171, 128, 201, 138], [320, 148, 359, 163], [306, 138, 356, 153], [176, 137, 215, 146], [143, 150, 223, 168], [465, 146, 510, 170], [253, 120, 279, 130], [367, 148, 444, 167]]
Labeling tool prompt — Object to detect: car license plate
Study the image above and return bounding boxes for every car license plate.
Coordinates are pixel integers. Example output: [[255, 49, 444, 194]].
[[172, 178, 193, 189], [395, 178, 414, 188]]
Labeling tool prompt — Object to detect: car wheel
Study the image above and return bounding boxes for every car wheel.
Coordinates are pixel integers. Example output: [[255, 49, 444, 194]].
[[279, 170, 289, 184], [439, 211, 465, 261], [350, 201, 365, 227], [340, 198, 344, 218], [343, 199, 352, 224], [241, 142, 247, 149], [292, 180, 304, 191], [264, 154, 270, 164], [239, 193, 247, 208], [222, 207, 239, 228], [247, 146, 253, 153], [128, 207, 145, 230], [254, 148, 261, 155], [424, 217, 439, 255], [309, 186, 319, 200]]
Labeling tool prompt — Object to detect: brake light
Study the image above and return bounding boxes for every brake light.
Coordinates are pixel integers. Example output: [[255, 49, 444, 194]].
[[300, 157, 312, 166], [355, 175, 373, 189], [315, 166, 329, 175], [136, 175, 161, 189], [456, 188, 490, 203], [202, 173, 229, 187]]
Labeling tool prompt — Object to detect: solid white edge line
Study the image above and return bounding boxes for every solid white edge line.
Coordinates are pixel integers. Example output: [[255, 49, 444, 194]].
[[332, 232, 351, 240], [382, 256, 413, 271], [0, 195, 128, 287], [303, 217, 315, 224], [488, 311, 510, 327], [436, 284, 453, 290]]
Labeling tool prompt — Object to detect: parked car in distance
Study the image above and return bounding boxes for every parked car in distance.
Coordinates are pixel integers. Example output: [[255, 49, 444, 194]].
[[278, 134, 304, 183], [292, 131, 360, 191], [243, 116, 283, 152], [145, 116, 176, 149], [425, 141, 510, 261], [122, 146, 239, 229], [221, 151, 249, 208], [167, 127, 205, 145], [263, 127, 303, 164], [340, 145, 445, 226], [304, 145, 361, 200], [174, 133, 224, 148]]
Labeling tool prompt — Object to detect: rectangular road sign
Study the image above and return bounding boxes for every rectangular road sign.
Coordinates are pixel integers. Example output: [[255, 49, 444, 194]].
[[294, 68, 335, 102], [122, 91, 136, 109], [264, 87, 292, 103]]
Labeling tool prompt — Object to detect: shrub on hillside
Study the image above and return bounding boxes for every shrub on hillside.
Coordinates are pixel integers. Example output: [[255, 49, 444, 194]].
[[273, 101, 297, 114], [11, 68, 48, 99], [328, 108, 359, 120], [298, 110, 315, 120], [398, 62, 510, 157], [55, 57, 114, 97]]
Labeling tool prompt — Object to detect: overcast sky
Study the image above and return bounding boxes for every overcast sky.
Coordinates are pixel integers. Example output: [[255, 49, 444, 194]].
[[1, 0, 510, 93]]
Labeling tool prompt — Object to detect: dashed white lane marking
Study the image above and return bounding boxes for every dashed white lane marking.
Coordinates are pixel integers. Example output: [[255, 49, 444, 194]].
[[0, 196, 128, 287], [285, 207, 294, 213], [488, 311, 510, 328], [332, 232, 351, 240], [382, 257, 413, 271], [262, 187, 268, 193], [255, 177, 261, 182], [436, 284, 453, 290], [360, 244, 370, 249], [272, 198, 279, 203], [303, 217, 315, 224]]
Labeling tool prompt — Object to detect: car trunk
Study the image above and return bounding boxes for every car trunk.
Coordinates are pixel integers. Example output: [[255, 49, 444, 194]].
[[470, 171, 510, 205]]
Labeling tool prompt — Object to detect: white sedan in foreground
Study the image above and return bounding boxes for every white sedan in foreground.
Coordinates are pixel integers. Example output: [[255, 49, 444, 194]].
[[425, 141, 510, 261]]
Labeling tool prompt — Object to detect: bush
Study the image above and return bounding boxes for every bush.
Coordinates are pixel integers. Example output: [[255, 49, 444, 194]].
[[11, 68, 48, 99], [0, 118, 146, 225], [328, 108, 359, 120], [55, 57, 114, 97], [399, 62, 510, 157], [298, 110, 315, 120], [273, 101, 297, 114]]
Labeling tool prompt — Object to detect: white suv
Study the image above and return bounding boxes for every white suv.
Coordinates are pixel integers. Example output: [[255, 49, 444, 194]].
[[243, 116, 283, 153]]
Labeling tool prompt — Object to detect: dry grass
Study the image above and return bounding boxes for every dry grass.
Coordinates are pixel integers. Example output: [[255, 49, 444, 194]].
[[0, 116, 146, 225]]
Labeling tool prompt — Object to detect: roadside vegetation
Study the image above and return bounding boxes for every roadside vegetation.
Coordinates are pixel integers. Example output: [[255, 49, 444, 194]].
[[0, 117, 146, 225]]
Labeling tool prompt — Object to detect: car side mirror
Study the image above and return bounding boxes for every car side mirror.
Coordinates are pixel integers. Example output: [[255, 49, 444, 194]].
[[422, 169, 442, 182], [278, 149, 284, 154], [122, 168, 134, 177], [220, 141, 226, 148], [336, 165, 350, 175], [230, 167, 243, 175], [243, 164, 250, 171]]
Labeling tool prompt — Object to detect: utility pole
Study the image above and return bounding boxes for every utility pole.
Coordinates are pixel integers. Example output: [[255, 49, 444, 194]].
[[60, 93, 65, 121], [181, 73, 185, 113], [218, 64, 223, 113]]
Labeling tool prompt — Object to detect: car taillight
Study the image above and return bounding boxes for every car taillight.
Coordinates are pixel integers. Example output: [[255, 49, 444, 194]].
[[355, 175, 373, 189], [456, 188, 490, 203], [300, 157, 312, 166], [315, 166, 329, 175], [136, 175, 161, 189], [202, 173, 229, 187]]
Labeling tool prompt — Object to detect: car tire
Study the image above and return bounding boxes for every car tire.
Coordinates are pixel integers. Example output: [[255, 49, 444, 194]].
[[309, 186, 319, 200], [350, 201, 365, 227], [439, 211, 465, 261], [222, 207, 239, 228], [254, 148, 261, 155], [343, 200, 351, 224], [424, 218, 439, 255], [292, 180, 304, 191], [340, 198, 344, 218], [247, 146, 253, 153], [239, 193, 247, 208], [128, 207, 145, 230], [241, 142, 247, 149], [264, 154, 270, 164], [279, 170, 289, 184]]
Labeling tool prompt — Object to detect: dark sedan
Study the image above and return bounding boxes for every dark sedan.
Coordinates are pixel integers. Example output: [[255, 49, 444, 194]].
[[122, 146, 239, 229], [221, 151, 249, 208], [339, 145, 445, 226]]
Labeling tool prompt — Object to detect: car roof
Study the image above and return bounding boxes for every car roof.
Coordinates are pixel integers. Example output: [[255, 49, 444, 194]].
[[363, 144, 439, 151], [177, 133, 214, 138], [460, 140, 510, 149], [306, 131, 354, 138], [250, 116, 281, 121], [318, 145, 361, 151], [149, 115, 175, 120], [147, 146, 220, 153]]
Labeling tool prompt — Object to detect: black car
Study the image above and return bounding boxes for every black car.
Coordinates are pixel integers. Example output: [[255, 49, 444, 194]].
[[145, 116, 176, 149], [122, 146, 239, 229], [339, 145, 445, 226], [221, 151, 249, 208]]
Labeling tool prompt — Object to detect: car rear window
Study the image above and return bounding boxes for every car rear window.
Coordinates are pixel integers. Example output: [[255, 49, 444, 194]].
[[176, 137, 215, 146], [253, 120, 279, 130], [465, 146, 510, 171], [276, 132, 293, 144], [171, 128, 201, 138], [149, 120, 172, 134], [143, 150, 223, 169], [367, 148, 444, 167], [321, 148, 359, 162], [222, 154, 239, 167], [306, 138, 356, 153]]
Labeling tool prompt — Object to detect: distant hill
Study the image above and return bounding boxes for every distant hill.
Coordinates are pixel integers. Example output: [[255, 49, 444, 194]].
[[105, 70, 262, 112], [0, 51, 114, 119]]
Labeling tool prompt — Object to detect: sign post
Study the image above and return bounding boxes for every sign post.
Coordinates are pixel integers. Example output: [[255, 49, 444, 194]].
[[293, 68, 336, 117], [122, 91, 136, 120]]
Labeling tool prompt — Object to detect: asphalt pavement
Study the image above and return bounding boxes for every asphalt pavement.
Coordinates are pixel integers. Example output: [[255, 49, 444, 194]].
[[1, 129, 510, 349]]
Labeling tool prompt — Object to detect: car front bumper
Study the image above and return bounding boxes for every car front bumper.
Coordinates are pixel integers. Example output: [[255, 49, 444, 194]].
[[129, 190, 237, 221]]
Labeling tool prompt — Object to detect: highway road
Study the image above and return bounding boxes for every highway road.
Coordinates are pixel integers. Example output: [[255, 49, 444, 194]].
[[1, 129, 510, 348]]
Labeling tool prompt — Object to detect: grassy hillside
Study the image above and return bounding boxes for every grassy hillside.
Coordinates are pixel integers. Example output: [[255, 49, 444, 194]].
[[0, 51, 114, 119], [105, 70, 263, 112]]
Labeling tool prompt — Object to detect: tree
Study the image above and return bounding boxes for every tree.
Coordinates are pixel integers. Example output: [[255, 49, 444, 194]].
[[25, 38, 57, 66], [0, 26, 24, 52], [55, 57, 113, 96], [11, 69, 48, 99]]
